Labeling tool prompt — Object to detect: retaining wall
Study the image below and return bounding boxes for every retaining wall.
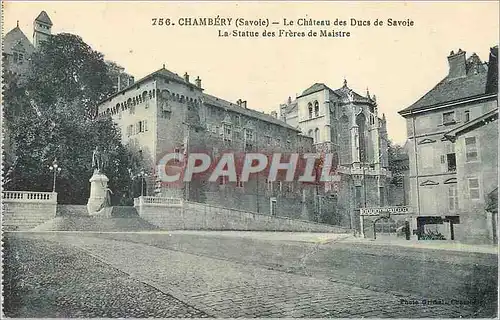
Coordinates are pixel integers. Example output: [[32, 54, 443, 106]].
[[135, 196, 350, 233], [2, 191, 58, 231]]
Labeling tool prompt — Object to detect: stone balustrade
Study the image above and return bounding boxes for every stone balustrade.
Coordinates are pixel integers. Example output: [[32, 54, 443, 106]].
[[3, 191, 58, 231], [3, 191, 57, 203], [134, 196, 183, 207]]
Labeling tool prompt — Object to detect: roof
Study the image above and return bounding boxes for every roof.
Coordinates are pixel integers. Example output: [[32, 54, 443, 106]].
[[298, 81, 374, 104], [399, 51, 495, 115], [485, 187, 498, 213], [444, 108, 498, 142], [3, 26, 34, 55], [202, 94, 299, 131], [99, 66, 199, 103], [99, 66, 299, 131], [35, 11, 53, 26]]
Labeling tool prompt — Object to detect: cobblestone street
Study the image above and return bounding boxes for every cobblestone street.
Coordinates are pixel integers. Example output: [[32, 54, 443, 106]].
[[4, 231, 497, 318]]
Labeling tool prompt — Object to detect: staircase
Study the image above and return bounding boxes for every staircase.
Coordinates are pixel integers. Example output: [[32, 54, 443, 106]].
[[33, 206, 158, 232]]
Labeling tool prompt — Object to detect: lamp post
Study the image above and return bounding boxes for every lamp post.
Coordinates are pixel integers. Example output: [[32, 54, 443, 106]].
[[49, 158, 62, 192], [139, 170, 149, 197]]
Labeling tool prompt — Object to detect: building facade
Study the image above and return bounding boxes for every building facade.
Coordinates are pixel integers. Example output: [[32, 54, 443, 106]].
[[97, 67, 333, 223], [279, 81, 392, 229], [398, 46, 498, 243]]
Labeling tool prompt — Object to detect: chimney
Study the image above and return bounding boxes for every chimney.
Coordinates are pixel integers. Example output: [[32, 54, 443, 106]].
[[195, 76, 202, 88], [184, 72, 190, 82], [271, 111, 278, 118], [447, 49, 467, 80], [129, 76, 135, 86], [287, 96, 292, 104], [241, 100, 247, 108]]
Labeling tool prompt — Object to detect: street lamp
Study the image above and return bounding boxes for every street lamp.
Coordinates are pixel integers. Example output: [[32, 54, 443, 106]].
[[139, 170, 149, 197], [49, 158, 62, 192]]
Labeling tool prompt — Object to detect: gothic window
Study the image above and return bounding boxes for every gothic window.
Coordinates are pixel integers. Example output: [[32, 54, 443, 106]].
[[308, 103, 313, 119], [314, 101, 319, 117], [356, 113, 367, 162], [314, 128, 320, 143], [339, 115, 350, 165]]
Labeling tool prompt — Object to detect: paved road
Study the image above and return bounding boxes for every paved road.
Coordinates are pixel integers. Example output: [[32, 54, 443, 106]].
[[5, 231, 496, 318]]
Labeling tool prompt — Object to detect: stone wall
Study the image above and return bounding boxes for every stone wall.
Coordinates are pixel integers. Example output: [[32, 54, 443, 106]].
[[3, 191, 58, 231], [135, 196, 351, 233]]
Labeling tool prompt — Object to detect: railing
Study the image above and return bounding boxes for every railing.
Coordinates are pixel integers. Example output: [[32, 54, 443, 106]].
[[2, 191, 58, 203], [134, 196, 183, 207]]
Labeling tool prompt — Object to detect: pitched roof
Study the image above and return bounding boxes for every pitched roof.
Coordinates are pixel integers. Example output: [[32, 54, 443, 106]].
[[444, 108, 498, 142], [399, 51, 494, 115], [203, 94, 299, 131], [35, 11, 53, 26], [3, 26, 34, 55], [298, 82, 374, 104]]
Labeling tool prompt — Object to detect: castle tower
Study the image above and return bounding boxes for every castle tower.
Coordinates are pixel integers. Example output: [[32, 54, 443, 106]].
[[33, 11, 52, 49]]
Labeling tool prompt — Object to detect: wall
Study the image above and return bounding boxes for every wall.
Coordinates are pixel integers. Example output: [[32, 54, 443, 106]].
[[2, 191, 57, 231], [135, 197, 351, 233], [454, 118, 498, 244]]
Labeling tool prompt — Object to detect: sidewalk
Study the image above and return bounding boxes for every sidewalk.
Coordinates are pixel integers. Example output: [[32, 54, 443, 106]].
[[341, 236, 499, 254]]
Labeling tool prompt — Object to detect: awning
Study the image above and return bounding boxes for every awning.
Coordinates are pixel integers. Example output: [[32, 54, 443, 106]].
[[485, 187, 498, 214]]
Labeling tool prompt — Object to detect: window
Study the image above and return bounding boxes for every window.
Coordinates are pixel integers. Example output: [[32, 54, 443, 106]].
[[237, 115, 242, 126], [448, 185, 458, 211], [127, 125, 133, 137], [265, 136, 271, 144], [314, 128, 320, 144], [223, 124, 232, 141], [308, 103, 313, 119], [464, 110, 470, 123], [276, 138, 281, 145], [266, 178, 273, 192], [468, 178, 480, 200], [219, 176, 228, 185], [138, 121, 144, 133], [442, 111, 455, 125], [245, 129, 253, 150], [236, 175, 244, 188], [446, 153, 456, 172], [465, 137, 478, 162], [379, 187, 385, 207], [314, 101, 319, 117]]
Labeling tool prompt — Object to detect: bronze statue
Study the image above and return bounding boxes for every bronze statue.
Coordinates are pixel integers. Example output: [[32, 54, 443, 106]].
[[92, 146, 106, 173]]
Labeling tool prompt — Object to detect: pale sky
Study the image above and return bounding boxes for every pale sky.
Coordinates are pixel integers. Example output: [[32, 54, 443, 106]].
[[3, 1, 499, 144]]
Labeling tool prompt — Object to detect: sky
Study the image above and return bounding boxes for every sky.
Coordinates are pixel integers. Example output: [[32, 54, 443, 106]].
[[3, 1, 499, 144]]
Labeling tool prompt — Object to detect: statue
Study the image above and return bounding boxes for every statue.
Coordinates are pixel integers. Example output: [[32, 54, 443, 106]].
[[87, 146, 110, 215], [92, 146, 107, 174]]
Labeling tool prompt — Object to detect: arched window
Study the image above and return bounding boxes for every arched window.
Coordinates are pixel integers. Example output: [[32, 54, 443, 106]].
[[308, 129, 313, 138], [308, 103, 313, 119], [142, 91, 148, 101], [314, 101, 319, 117], [339, 115, 350, 164], [314, 128, 320, 143], [127, 98, 132, 108], [356, 113, 367, 163]]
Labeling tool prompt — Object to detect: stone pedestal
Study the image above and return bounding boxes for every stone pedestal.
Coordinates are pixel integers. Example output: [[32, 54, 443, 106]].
[[87, 172, 109, 215]]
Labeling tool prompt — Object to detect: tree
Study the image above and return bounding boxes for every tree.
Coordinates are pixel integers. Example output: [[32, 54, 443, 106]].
[[387, 140, 408, 185], [3, 33, 138, 204]]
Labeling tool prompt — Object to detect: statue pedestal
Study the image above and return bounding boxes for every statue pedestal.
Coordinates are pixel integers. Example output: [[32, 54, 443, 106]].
[[87, 172, 109, 215]]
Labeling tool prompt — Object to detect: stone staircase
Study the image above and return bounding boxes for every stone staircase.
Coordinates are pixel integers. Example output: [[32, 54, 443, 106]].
[[31, 205, 158, 232]]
